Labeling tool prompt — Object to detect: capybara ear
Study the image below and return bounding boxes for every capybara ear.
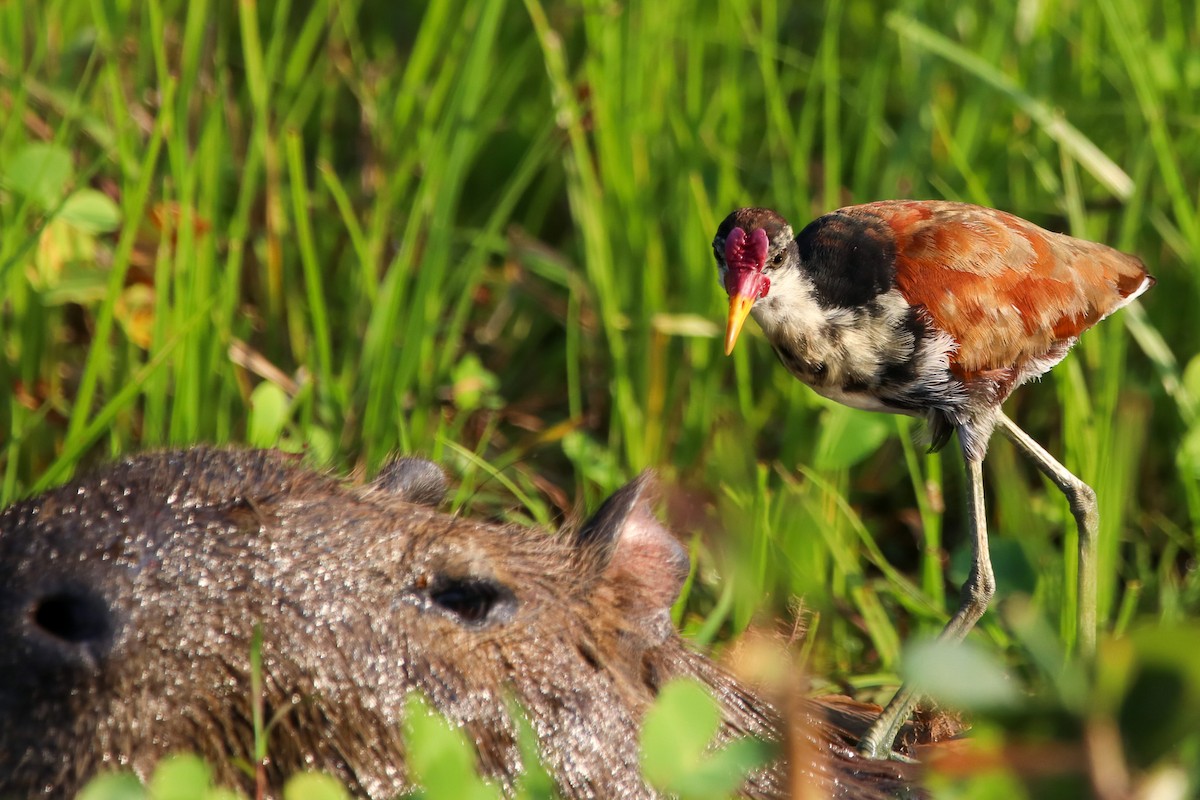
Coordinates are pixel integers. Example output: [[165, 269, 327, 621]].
[[575, 472, 690, 615], [370, 456, 448, 506]]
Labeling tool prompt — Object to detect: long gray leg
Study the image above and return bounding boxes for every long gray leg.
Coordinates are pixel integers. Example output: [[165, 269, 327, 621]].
[[996, 412, 1098, 657], [858, 447, 996, 759]]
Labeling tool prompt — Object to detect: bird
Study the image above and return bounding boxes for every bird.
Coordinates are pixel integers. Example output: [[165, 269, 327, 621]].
[[712, 200, 1153, 760]]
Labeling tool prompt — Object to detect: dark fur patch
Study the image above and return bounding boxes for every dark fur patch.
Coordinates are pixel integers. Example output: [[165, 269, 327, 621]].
[[797, 212, 898, 309]]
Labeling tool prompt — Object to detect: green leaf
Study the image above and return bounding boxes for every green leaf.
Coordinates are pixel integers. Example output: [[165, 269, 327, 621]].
[[247, 382, 291, 447], [1178, 355, 1200, 478], [1179, 425, 1200, 480], [641, 679, 722, 787], [60, 188, 122, 233], [39, 260, 111, 305], [202, 789, 242, 800], [302, 426, 336, 465], [2, 142, 74, 207], [641, 678, 769, 799], [147, 754, 214, 800], [561, 430, 622, 489], [76, 773, 146, 800], [450, 353, 501, 413], [404, 693, 502, 800], [1112, 625, 1200, 767], [1181, 354, 1200, 400], [510, 704, 557, 800], [902, 638, 1021, 711], [283, 773, 351, 800], [813, 405, 891, 470], [667, 736, 773, 799]]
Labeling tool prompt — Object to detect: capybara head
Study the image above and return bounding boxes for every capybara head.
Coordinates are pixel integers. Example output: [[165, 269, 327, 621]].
[[0, 448, 920, 798]]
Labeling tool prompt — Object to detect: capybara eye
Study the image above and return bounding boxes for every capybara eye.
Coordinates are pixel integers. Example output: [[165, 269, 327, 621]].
[[428, 578, 516, 627]]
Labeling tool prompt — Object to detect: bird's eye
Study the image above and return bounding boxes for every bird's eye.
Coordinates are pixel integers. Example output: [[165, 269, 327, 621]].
[[771, 253, 784, 266]]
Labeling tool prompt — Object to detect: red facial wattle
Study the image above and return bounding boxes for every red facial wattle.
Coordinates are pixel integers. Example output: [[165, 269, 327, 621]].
[[723, 227, 771, 355], [723, 227, 770, 286]]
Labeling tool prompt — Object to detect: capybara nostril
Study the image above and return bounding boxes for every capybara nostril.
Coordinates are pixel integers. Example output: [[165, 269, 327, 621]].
[[30, 589, 113, 648]]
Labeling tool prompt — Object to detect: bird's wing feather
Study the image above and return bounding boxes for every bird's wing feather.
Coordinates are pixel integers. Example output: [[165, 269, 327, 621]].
[[843, 201, 1150, 382]]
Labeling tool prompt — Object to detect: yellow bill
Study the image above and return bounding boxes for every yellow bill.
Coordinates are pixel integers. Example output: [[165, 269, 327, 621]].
[[724, 293, 755, 356]]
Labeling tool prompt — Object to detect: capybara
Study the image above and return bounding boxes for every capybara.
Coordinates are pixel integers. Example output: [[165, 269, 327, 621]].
[[0, 448, 929, 798]]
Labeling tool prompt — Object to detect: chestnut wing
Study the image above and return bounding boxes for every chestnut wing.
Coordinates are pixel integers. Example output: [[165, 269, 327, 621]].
[[843, 200, 1149, 382]]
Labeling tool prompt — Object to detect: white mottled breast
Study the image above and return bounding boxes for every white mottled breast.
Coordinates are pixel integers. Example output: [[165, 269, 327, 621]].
[[751, 274, 968, 421], [752, 273, 912, 382]]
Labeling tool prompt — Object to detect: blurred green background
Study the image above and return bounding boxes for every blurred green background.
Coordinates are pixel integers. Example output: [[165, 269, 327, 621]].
[[2, 0, 1199, 795]]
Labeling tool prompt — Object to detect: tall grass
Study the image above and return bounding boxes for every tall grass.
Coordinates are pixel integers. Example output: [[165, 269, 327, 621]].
[[2, 0, 1199, 794]]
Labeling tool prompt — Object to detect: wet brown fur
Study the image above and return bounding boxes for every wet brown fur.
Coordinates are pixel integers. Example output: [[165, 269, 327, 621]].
[[0, 448, 935, 799]]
